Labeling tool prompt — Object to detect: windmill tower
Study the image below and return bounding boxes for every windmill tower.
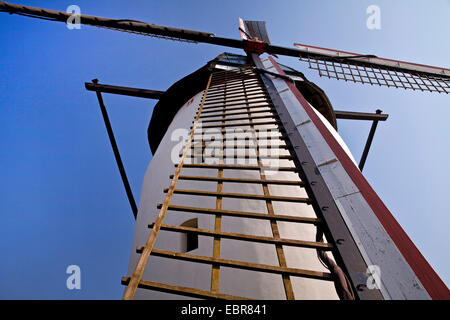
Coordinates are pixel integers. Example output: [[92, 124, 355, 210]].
[[1, 2, 448, 300]]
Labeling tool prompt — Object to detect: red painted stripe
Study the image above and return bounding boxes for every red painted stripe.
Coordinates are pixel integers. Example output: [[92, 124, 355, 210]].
[[268, 56, 450, 300]]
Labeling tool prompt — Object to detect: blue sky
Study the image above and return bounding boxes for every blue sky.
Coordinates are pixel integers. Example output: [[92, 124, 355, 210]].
[[0, 0, 448, 299]]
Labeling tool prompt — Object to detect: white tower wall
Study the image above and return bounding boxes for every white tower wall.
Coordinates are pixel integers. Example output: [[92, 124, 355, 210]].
[[127, 86, 340, 299]]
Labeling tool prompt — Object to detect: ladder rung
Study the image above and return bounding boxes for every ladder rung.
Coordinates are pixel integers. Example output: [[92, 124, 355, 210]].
[[210, 77, 259, 86], [174, 175, 303, 185], [194, 129, 285, 135], [188, 143, 288, 149], [147, 223, 332, 250], [199, 109, 276, 119], [206, 87, 265, 98], [198, 115, 277, 123], [179, 163, 299, 171], [192, 136, 286, 142], [206, 90, 267, 99], [199, 104, 273, 114], [160, 204, 321, 224], [184, 154, 294, 160], [210, 76, 257, 84], [211, 70, 255, 77], [121, 277, 249, 300], [136, 249, 332, 281], [208, 82, 261, 93], [206, 84, 263, 95], [204, 98, 269, 107], [209, 81, 260, 91], [193, 120, 280, 129], [165, 189, 311, 203], [211, 71, 256, 80], [205, 93, 268, 103], [199, 103, 273, 112]]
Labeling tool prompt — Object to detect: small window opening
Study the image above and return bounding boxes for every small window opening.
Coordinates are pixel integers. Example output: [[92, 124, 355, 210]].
[[180, 218, 198, 252]]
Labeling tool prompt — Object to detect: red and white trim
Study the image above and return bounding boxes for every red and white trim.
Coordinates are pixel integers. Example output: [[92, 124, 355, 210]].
[[261, 56, 449, 300]]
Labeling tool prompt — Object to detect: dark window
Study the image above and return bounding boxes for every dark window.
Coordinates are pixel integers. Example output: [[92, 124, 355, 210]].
[[180, 218, 198, 252]]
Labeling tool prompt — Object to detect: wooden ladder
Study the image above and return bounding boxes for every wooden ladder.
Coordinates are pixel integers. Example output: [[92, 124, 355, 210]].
[[122, 66, 334, 300]]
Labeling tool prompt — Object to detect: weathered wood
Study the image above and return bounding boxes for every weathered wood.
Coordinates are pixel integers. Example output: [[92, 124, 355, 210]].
[[210, 78, 259, 87], [192, 135, 285, 141], [205, 92, 268, 103], [206, 86, 265, 98], [121, 277, 249, 300], [199, 109, 276, 119], [193, 120, 280, 129], [160, 204, 322, 224], [188, 142, 287, 149], [211, 96, 226, 294], [199, 104, 273, 114], [167, 189, 311, 203], [243, 78, 294, 299], [184, 154, 294, 160], [179, 163, 299, 171], [202, 98, 270, 108], [136, 249, 333, 281], [174, 175, 303, 185], [199, 114, 277, 123], [208, 82, 261, 93], [122, 75, 213, 300], [147, 223, 332, 250]]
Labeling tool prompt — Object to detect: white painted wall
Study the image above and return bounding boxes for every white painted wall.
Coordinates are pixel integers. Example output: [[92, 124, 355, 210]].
[[127, 84, 339, 299]]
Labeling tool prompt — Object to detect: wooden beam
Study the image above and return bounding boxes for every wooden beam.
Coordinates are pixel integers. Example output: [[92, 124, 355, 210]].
[[147, 223, 333, 250], [191, 120, 280, 129], [179, 163, 299, 171], [207, 84, 262, 94], [174, 175, 303, 185], [203, 99, 270, 108], [188, 142, 288, 149], [191, 135, 285, 141], [121, 277, 249, 300], [160, 204, 321, 224], [199, 104, 273, 114], [205, 92, 268, 103], [334, 110, 389, 121], [122, 74, 213, 300], [85, 82, 164, 99], [199, 109, 276, 119], [166, 189, 312, 203], [184, 154, 295, 160], [198, 114, 276, 123], [206, 86, 265, 98], [136, 249, 333, 281]]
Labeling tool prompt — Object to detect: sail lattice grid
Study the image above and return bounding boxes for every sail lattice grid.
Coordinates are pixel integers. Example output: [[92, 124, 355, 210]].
[[299, 55, 449, 94]]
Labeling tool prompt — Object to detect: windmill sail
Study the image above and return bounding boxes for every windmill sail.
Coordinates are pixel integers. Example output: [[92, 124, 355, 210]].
[[2, 1, 448, 95], [239, 18, 271, 44], [294, 43, 450, 93]]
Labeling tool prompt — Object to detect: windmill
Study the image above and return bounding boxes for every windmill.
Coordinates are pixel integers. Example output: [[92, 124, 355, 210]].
[[0, 2, 448, 300]]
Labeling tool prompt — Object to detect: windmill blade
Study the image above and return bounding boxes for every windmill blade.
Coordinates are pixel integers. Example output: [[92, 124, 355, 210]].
[[2, 0, 448, 94], [294, 43, 450, 94], [239, 18, 271, 44], [0, 2, 287, 55], [0, 1, 244, 48]]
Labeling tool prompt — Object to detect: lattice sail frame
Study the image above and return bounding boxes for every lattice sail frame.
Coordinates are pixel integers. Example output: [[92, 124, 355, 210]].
[[295, 43, 450, 93]]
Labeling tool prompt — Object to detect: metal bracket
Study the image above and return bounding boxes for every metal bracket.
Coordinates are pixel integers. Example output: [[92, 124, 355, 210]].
[[88, 79, 138, 219]]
